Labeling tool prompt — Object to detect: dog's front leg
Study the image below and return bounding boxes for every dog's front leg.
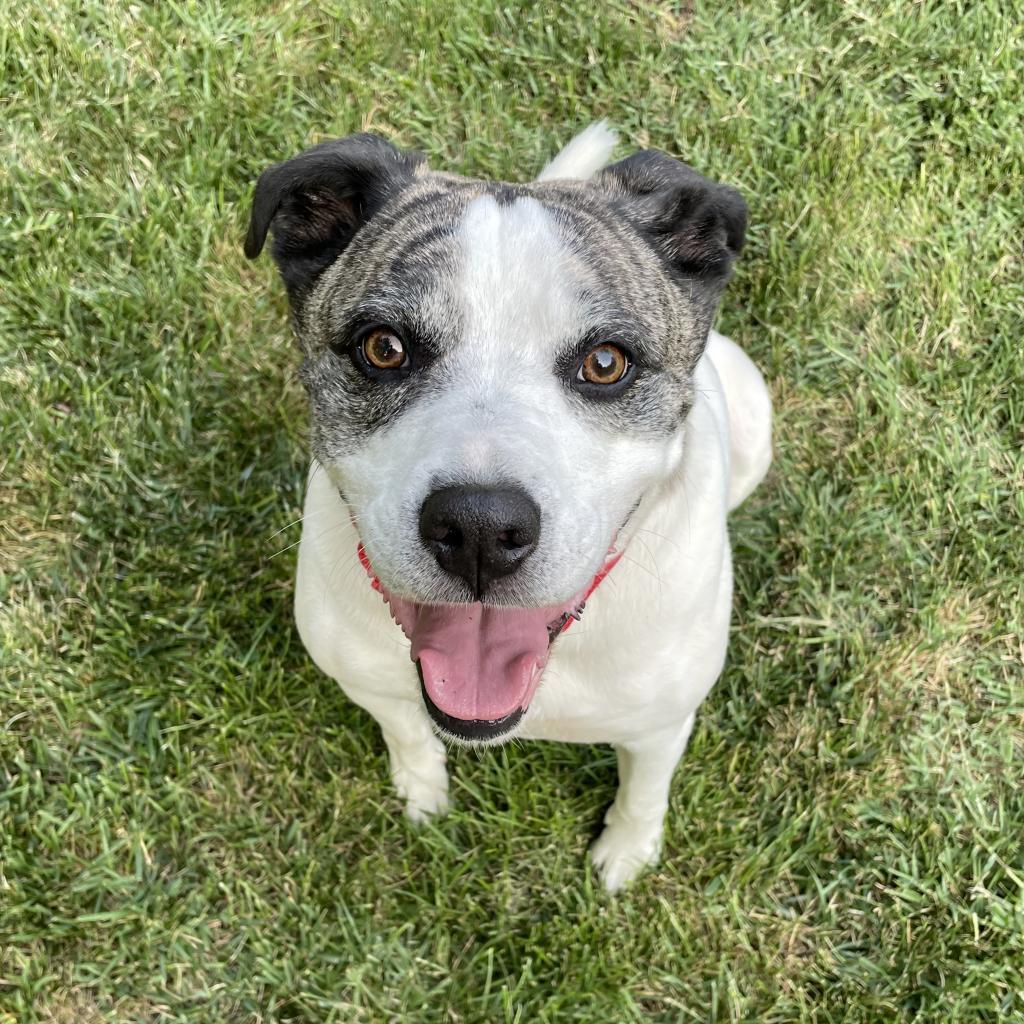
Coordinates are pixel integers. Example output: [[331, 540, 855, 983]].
[[590, 713, 696, 892], [345, 688, 450, 824]]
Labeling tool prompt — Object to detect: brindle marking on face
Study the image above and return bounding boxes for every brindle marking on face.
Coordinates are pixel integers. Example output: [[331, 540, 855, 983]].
[[246, 135, 745, 462]]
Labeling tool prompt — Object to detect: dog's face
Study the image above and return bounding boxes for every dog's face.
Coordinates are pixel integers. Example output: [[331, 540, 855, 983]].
[[247, 134, 745, 740]]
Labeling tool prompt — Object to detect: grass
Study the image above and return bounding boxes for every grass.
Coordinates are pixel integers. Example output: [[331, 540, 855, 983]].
[[2, 0, 1022, 1020]]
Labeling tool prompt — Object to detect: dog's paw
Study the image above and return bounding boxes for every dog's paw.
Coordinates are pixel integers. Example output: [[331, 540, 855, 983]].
[[392, 763, 450, 824], [403, 783, 450, 824], [590, 816, 663, 893]]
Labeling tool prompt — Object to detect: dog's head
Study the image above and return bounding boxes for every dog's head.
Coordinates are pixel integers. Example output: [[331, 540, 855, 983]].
[[246, 132, 746, 742]]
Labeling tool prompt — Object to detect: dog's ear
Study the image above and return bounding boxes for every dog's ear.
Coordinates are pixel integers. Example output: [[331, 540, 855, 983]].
[[596, 150, 747, 281], [244, 133, 425, 294]]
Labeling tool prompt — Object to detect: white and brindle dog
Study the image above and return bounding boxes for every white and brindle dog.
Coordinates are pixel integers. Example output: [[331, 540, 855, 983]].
[[245, 124, 771, 891]]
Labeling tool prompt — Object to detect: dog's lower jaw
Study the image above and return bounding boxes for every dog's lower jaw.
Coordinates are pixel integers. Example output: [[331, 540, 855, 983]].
[[418, 670, 525, 745]]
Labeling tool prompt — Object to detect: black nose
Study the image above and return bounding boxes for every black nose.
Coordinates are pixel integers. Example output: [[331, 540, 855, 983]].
[[419, 485, 541, 599]]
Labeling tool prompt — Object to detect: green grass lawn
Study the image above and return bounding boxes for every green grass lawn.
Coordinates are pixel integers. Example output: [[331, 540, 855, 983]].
[[2, 1, 1022, 1020]]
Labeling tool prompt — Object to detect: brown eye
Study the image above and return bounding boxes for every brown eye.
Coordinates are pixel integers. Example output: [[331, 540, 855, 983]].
[[362, 327, 407, 370], [579, 343, 629, 385]]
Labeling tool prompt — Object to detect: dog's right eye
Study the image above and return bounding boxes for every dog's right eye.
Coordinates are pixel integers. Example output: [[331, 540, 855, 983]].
[[360, 327, 408, 371], [579, 343, 630, 385]]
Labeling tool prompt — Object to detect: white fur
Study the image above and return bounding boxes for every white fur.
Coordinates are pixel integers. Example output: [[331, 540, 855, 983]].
[[295, 328, 771, 891], [293, 124, 771, 892], [712, 333, 774, 510], [536, 121, 618, 181]]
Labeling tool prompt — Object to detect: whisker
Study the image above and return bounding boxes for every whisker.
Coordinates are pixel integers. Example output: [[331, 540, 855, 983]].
[[617, 552, 663, 586], [630, 532, 665, 615], [267, 507, 328, 541], [630, 525, 683, 555], [269, 517, 350, 560]]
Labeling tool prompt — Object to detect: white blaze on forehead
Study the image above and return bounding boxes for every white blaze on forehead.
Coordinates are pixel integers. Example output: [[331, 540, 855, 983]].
[[456, 195, 586, 362]]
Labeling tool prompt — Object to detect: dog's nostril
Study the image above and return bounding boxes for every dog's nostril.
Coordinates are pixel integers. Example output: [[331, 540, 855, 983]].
[[428, 524, 462, 548], [496, 529, 527, 551]]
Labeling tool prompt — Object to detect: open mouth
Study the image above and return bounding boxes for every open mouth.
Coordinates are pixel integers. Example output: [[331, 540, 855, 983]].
[[358, 544, 612, 743]]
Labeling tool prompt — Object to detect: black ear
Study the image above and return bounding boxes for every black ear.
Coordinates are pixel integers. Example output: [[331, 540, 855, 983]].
[[244, 133, 425, 295], [596, 150, 747, 281]]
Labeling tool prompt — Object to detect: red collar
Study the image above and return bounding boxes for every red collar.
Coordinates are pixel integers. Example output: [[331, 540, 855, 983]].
[[356, 543, 622, 634], [562, 549, 622, 632]]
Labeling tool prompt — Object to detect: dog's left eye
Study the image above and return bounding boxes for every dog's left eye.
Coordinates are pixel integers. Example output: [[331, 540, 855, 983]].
[[361, 327, 408, 370], [578, 343, 630, 386]]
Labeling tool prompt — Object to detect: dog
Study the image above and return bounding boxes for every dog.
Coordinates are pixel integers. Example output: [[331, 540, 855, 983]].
[[244, 123, 771, 891]]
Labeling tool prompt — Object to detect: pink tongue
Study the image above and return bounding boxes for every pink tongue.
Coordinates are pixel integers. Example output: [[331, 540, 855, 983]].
[[386, 596, 557, 720]]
